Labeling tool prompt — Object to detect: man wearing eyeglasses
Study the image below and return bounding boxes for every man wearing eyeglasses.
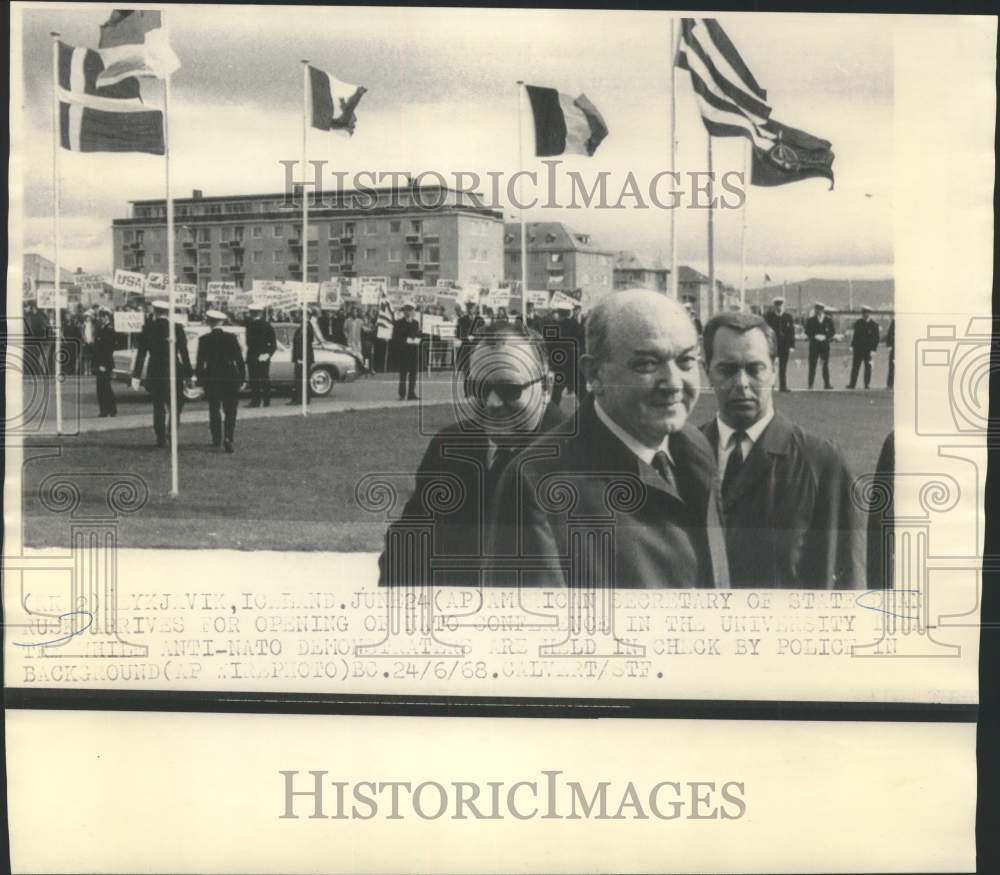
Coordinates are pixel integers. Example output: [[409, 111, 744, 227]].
[[700, 311, 864, 589], [491, 289, 729, 589], [378, 323, 566, 586]]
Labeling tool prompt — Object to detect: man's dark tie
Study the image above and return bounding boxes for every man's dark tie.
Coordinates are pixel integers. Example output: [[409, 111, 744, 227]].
[[722, 431, 746, 496], [652, 449, 676, 491], [486, 446, 516, 493]]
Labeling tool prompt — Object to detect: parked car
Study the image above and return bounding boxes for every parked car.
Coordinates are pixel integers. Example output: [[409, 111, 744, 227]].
[[112, 322, 362, 400]]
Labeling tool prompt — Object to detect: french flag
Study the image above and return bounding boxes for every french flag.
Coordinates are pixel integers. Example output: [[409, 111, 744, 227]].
[[524, 84, 608, 157]]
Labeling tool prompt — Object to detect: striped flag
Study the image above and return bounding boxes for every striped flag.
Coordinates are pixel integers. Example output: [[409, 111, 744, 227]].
[[524, 85, 608, 157], [308, 65, 366, 136], [675, 18, 774, 149], [376, 290, 395, 340], [58, 41, 164, 154], [97, 10, 180, 86], [676, 18, 835, 187]]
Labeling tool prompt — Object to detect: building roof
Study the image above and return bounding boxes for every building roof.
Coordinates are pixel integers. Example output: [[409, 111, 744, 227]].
[[24, 253, 78, 285], [503, 222, 613, 256], [677, 265, 710, 284], [614, 250, 668, 273]]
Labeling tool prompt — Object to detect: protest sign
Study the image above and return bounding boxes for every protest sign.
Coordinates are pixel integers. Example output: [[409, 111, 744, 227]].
[[113, 311, 145, 334], [113, 269, 145, 295]]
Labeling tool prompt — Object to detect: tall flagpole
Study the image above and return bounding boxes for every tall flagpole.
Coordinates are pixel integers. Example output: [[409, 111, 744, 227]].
[[301, 59, 310, 417], [50, 33, 64, 435], [164, 72, 179, 496], [739, 139, 749, 310], [516, 81, 528, 302], [669, 20, 678, 299], [706, 137, 715, 317]]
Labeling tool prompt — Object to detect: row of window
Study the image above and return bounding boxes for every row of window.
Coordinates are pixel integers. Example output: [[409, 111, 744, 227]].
[[121, 219, 442, 245], [133, 193, 471, 220]]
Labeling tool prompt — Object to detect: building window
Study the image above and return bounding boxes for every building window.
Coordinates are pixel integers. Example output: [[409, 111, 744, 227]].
[[273, 224, 284, 237], [152, 252, 161, 265], [221, 226, 232, 242], [273, 251, 284, 263], [308, 250, 318, 264], [123, 230, 134, 243], [252, 226, 263, 238], [328, 223, 340, 238], [251, 251, 262, 264], [550, 253, 563, 264], [427, 246, 440, 263], [410, 219, 422, 233], [364, 248, 377, 261], [365, 220, 378, 235], [390, 220, 401, 233], [197, 227, 211, 243], [388, 248, 400, 262]]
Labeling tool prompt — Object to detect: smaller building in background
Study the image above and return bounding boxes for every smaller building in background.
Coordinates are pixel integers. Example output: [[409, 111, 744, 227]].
[[23, 253, 78, 299], [504, 222, 614, 309], [613, 251, 669, 293]]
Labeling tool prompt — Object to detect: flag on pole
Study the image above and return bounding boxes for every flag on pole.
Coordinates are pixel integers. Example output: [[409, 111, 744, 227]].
[[96, 9, 181, 86], [376, 290, 395, 340], [57, 41, 164, 154], [307, 65, 366, 135], [676, 18, 835, 187], [524, 85, 608, 157], [751, 120, 835, 188]]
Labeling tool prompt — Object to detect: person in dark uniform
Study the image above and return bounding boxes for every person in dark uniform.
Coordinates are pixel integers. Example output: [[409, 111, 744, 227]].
[[289, 310, 318, 404], [245, 305, 276, 408], [885, 318, 895, 389], [132, 299, 192, 448], [847, 305, 880, 389], [196, 310, 246, 453], [764, 296, 796, 392], [392, 301, 421, 400], [805, 302, 835, 389], [93, 307, 117, 418]]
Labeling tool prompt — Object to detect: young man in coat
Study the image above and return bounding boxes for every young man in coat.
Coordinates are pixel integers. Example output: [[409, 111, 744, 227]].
[[491, 289, 729, 589], [131, 299, 192, 448], [700, 310, 865, 589], [93, 307, 117, 417], [392, 302, 421, 401], [195, 310, 246, 454]]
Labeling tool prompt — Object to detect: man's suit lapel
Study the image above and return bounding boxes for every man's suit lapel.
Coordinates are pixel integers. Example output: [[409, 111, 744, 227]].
[[718, 412, 793, 512]]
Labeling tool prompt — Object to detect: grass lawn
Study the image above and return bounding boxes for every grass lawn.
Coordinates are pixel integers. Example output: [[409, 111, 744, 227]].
[[22, 389, 892, 552]]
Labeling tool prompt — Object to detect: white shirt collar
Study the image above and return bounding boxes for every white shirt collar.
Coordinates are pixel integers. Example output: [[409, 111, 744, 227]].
[[716, 406, 775, 451], [594, 399, 673, 467]]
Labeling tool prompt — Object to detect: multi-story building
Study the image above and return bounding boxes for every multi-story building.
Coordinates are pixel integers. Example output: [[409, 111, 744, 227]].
[[111, 184, 505, 295], [503, 222, 614, 309], [613, 251, 669, 292]]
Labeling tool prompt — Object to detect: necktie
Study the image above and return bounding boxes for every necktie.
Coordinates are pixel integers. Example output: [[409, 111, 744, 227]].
[[486, 446, 515, 493], [652, 449, 676, 491], [722, 431, 746, 496]]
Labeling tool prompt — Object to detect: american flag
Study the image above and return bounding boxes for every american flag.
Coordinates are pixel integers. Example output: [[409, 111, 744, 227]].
[[376, 290, 395, 339]]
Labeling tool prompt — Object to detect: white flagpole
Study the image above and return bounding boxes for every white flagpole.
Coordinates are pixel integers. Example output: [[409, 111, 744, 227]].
[[739, 139, 749, 310], [164, 72, 179, 496], [669, 19, 678, 300], [706, 137, 715, 317], [50, 33, 64, 435], [516, 81, 528, 301], [301, 59, 310, 417]]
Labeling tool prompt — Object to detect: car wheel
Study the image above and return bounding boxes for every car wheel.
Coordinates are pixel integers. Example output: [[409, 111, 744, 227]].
[[308, 367, 335, 397]]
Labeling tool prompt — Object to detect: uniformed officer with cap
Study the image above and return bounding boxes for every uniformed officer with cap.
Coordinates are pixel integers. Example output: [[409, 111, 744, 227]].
[[195, 310, 246, 453], [132, 299, 192, 447], [245, 304, 276, 407], [764, 296, 796, 391], [847, 304, 880, 389], [93, 306, 117, 417], [804, 301, 835, 390], [392, 301, 421, 401]]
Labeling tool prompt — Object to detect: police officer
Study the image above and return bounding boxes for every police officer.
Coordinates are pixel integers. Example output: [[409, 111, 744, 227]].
[[93, 307, 117, 417], [132, 299, 192, 447], [805, 301, 835, 390], [196, 310, 246, 453], [393, 302, 421, 400], [245, 305, 276, 407], [764, 296, 796, 392], [847, 305, 880, 390]]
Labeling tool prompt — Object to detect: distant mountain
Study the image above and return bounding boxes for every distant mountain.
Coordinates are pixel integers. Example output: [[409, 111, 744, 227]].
[[747, 278, 895, 313]]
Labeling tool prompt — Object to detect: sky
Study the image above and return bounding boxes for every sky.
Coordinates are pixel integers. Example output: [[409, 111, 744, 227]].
[[13, 4, 894, 283]]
